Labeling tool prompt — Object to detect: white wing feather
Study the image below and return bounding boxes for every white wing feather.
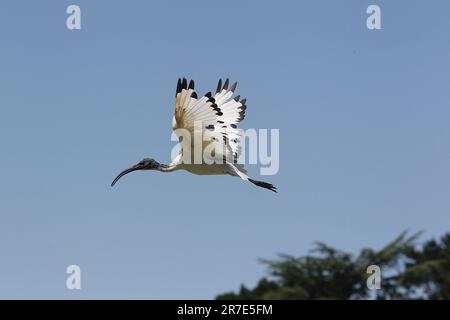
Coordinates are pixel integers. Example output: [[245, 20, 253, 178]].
[[172, 78, 246, 164]]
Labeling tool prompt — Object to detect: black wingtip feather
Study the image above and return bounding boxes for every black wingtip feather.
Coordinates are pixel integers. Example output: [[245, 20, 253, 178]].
[[216, 79, 222, 93], [176, 78, 182, 96], [230, 81, 237, 92], [188, 79, 195, 90], [223, 78, 230, 90]]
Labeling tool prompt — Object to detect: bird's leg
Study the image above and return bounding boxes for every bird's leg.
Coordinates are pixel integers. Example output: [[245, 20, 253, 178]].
[[226, 162, 277, 192]]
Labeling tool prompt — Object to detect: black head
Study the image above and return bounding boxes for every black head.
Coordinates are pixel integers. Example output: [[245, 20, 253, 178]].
[[111, 158, 160, 187], [135, 158, 160, 170]]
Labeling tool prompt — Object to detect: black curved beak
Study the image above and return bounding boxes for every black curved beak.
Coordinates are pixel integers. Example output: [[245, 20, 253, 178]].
[[111, 164, 141, 187]]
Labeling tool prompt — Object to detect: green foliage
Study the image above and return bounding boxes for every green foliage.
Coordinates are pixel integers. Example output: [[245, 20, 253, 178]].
[[216, 232, 450, 300]]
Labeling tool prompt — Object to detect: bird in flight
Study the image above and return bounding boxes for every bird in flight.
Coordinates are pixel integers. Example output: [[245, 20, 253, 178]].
[[111, 78, 277, 192]]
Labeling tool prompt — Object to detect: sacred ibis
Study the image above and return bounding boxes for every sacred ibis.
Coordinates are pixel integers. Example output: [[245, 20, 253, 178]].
[[111, 78, 277, 192]]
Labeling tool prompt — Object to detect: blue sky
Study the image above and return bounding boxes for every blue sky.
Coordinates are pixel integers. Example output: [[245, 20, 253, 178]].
[[0, 0, 449, 299]]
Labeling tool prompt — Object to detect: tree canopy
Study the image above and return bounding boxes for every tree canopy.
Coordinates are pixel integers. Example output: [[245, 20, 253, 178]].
[[216, 232, 450, 300]]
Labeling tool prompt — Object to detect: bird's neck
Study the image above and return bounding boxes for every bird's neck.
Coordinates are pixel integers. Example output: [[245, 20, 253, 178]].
[[156, 163, 177, 172]]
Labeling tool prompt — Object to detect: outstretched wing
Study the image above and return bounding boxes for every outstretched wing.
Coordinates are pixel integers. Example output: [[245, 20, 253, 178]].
[[211, 78, 247, 163], [172, 78, 246, 163], [213, 78, 247, 125], [173, 78, 219, 135]]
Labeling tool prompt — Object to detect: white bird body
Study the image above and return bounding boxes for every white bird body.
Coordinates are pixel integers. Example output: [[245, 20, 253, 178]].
[[179, 164, 229, 176], [168, 153, 227, 175], [111, 78, 277, 192]]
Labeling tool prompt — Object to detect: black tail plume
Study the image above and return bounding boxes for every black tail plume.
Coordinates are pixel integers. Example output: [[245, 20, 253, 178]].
[[248, 178, 277, 193]]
